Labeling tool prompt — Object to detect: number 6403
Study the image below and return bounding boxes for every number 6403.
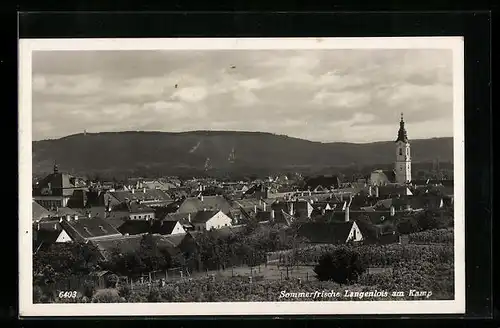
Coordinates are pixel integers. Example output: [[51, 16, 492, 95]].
[[58, 291, 78, 298]]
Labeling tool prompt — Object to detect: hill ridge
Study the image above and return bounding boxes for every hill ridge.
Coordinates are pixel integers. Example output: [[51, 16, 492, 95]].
[[32, 130, 453, 179]]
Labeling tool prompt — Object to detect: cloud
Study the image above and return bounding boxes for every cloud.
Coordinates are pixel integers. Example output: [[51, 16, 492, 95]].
[[31, 48, 454, 142]]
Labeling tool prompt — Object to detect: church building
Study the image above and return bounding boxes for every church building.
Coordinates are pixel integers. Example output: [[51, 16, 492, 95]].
[[394, 113, 412, 184], [369, 113, 412, 186]]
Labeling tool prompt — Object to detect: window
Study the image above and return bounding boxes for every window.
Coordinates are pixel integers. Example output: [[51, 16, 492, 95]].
[[399, 148, 402, 156]]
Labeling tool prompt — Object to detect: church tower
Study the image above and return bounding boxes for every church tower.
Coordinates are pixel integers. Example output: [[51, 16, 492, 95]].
[[395, 113, 412, 184]]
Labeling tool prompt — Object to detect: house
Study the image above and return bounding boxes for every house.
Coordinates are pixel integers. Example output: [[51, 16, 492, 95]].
[[164, 213, 195, 231], [32, 200, 54, 223], [304, 175, 341, 191], [377, 185, 413, 198], [176, 195, 232, 215], [33, 164, 88, 209], [90, 233, 184, 262], [190, 210, 232, 232], [151, 220, 186, 235], [369, 170, 396, 186], [116, 220, 153, 236], [59, 216, 122, 243], [242, 184, 269, 199], [33, 219, 71, 248], [297, 221, 364, 244], [105, 189, 173, 209], [126, 201, 156, 220]]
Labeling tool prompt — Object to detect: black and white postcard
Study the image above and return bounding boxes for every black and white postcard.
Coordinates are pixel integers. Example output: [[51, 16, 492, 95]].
[[19, 37, 465, 316]]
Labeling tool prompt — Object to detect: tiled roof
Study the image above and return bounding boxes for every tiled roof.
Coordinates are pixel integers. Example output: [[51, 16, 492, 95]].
[[298, 222, 355, 244], [76, 206, 106, 219], [151, 220, 184, 235], [35, 172, 77, 197], [34, 229, 63, 245], [206, 225, 245, 239], [164, 212, 191, 222], [91, 233, 187, 260], [191, 210, 220, 224], [52, 207, 81, 217], [177, 196, 231, 214], [109, 189, 172, 203], [304, 175, 341, 190], [60, 217, 121, 241], [127, 201, 155, 214], [118, 220, 153, 235], [32, 201, 53, 222]]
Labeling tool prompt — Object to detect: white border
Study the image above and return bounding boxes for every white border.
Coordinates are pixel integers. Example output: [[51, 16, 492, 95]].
[[19, 37, 465, 317]]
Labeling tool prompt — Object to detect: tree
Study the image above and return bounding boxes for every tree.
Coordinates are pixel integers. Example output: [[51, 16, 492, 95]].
[[396, 217, 420, 234], [416, 211, 443, 231], [313, 247, 366, 284], [137, 234, 172, 273]]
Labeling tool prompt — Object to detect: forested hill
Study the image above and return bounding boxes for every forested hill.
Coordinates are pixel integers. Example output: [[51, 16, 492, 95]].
[[32, 131, 453, 179]]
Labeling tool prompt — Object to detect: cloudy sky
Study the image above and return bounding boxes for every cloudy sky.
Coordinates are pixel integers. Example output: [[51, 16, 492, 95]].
[[32, 49, 454, 143]]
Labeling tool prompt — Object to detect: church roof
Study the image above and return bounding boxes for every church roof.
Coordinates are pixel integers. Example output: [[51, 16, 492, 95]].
[[395, 113, 409, 143]]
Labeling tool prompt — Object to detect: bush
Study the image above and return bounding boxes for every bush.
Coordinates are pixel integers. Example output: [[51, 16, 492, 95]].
[[313, 247, 366, 284], [147, 287, 161, 302], [117, 284, 131, 299], [105, 274, 119, 288], [82, 280, 97, 299], [91, 288, 121, 303]]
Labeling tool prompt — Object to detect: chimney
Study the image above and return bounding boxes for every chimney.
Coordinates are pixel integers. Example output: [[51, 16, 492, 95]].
[[59, 218, 63, 223], [344, 206, 350, 222], [74, 215, 79, 221], [66, 214, 71, 221], [368, 186, 372, 197], [143, 188, 146, 193], [390, 206, 395, 217], [289, 202, 294, 216], [270, 209, 275, 220], [37, 223, 40, 231], [88, 212, 91, 219], [263, 202, 266, 211], [188, 213, 191, 222], [200, 195, 204, 202], [131, 189, 135, 194], [375, 186, 379, 198]]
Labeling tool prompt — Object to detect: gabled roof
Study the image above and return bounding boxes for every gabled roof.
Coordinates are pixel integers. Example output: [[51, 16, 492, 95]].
[[151, 220, 185, 235], [60, 217, 121, 241], [191, 210, 221, 224], [35, 171, 76, 197], [164, 212, 192, 222], [52, 207, 81, 217], [304, 175, 341, 190], [32, 201, 54, 222], [177, 196, 231, 214], [298, 221, 356, 244], [370, 170, 397, 184], [117, 220, 152, 235], [109, 189, 172, 203], [127, 201, 155, 214], [76, 206, 106, 219], [91, 233, 185, 260]]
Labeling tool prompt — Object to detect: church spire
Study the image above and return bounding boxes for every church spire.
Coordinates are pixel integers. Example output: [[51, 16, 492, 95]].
[[396, 112, 408, 143], [53, 161, 59, 174]]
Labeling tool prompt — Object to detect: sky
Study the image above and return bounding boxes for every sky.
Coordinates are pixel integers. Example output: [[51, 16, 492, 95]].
[[31, 48, 454, 143]]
